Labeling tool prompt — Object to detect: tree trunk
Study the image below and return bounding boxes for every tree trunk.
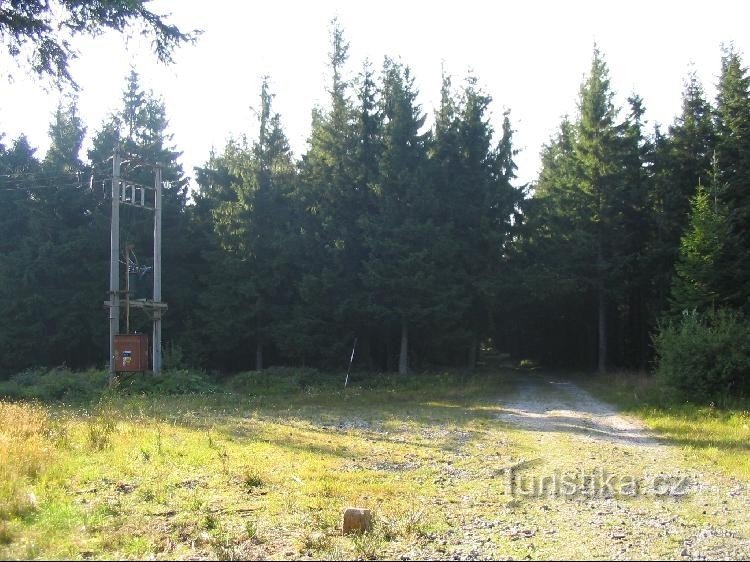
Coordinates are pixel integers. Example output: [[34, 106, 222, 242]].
[[597, 285, 607, 374], [360, 333, 372, 369], [467, 335, 478, 370], [255, 303, 263, 371], [398, 318, 408, 375], [597, 217, 607, 374], [256, 341, 263, 371], [386, 329, 394, 372]]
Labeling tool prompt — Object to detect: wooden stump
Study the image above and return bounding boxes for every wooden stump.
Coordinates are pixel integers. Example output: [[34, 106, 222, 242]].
[[342, 507, 372, 535]]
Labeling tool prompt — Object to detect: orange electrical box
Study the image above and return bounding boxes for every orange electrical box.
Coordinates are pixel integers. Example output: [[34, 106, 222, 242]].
[[114, 333, 149, 372]]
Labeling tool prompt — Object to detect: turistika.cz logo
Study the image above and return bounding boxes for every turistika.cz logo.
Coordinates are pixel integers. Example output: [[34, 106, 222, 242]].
[[501, 460, 692, 499]]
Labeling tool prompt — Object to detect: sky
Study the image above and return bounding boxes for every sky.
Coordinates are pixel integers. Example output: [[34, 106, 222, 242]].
[[1, 0, 749, 188]]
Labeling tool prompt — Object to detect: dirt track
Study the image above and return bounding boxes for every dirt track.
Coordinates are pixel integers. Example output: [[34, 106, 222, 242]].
[[487, 373, 750, 560], [498, 376, 661, 447]]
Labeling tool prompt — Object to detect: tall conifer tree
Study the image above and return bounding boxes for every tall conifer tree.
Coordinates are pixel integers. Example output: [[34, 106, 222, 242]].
[[715, 46, 750, 307]]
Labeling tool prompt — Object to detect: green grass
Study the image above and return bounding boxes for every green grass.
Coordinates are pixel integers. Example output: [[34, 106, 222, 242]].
[[584, 371, 750, 479], [1, 367, 748, 560], [0, 370, 518, 560]]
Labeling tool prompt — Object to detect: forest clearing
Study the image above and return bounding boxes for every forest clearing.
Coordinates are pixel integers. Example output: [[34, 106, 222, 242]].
[[1, 369, 748, 560], [2, 2, 750, 560]]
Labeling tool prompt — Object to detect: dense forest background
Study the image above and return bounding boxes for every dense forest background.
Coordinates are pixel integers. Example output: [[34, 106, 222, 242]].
[[1, 24, 749, 395]]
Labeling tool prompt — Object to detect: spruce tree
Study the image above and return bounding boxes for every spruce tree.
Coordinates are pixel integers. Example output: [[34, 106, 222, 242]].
[[45, 96, 86, 171], [616, 95, 654, 367], [651, 72, 715, 314], [41, 99, 108, 368], [670, 163, 728, 314], [522, 49, 633, 370], [442, 76, 521, 367], [211, 79, 297, 370], [575, 48, 622, 373], [715, 46, 750, 307], [362, 58, 432, 374], [192, 144, 255, 370], [0, 137, 43, 373], [295, 19, 362, 365]]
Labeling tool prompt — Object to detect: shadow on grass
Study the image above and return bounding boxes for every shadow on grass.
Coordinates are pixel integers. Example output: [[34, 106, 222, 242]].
[[579, 371, 750, 471], [90, 370, 523, 460], [13, 367, 729, 460], [128, 369, 672, 456]]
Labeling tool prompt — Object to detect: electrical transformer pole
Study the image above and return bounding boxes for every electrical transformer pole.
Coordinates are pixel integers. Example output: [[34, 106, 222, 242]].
[[109, 150, 121, 381], [152, 165, 163, 373], [106, 154, 167, 378]]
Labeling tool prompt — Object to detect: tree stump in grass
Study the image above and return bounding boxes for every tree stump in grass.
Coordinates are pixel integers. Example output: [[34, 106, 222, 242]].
[[342, 507, 372, 535]]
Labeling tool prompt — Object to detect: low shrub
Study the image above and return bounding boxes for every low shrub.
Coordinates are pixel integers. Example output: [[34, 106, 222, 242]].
[[0, 367, 106, 402], [0, 367, 216, 402], [119, 369, 216, 395], [226, 367, 325, 394], [654, 309, 750, 405], [348, 370, 469, 393]]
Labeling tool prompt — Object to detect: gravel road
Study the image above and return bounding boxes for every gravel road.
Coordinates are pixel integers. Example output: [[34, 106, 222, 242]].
[[480, 373, 750, 560], [498, 377, 661, 447]]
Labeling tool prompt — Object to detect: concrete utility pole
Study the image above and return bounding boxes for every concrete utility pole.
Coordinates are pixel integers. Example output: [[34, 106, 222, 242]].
[[152, 165, 163, 373], [106, 155, 167, 377], [109, 150, 121, 381]]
